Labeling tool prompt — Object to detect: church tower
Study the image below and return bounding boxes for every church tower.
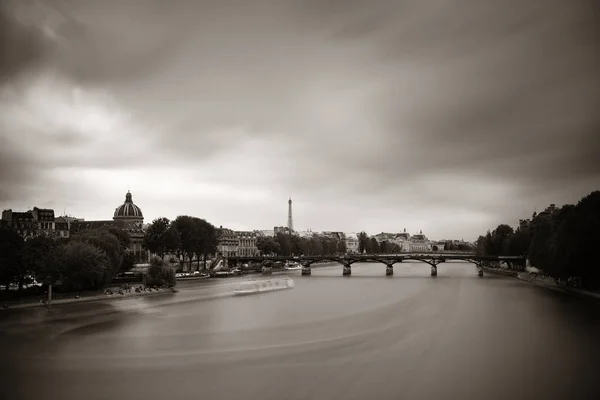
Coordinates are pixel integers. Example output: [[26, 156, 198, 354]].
[[287, 197, 294, 231]]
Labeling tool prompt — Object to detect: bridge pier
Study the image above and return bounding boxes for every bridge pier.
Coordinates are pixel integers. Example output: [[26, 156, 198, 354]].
[[342, 263, 351, 276], [385, 263, 394, 276], [301, 262, 311, 276], [431, 265, 438, 276], [477, 264, 484, 277]]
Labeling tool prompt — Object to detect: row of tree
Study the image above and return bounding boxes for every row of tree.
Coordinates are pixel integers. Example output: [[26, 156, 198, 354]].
[[476, 190, 600, 288], [357, 232, 403, 254], [142, 216, 217, 269], [443, 241, 475, 252], [255, 232, 406, 257], [0, 222, 133, 293], [256, 233, 347, 256]]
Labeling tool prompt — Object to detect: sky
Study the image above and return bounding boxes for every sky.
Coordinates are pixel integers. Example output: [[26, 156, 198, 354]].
[[1, 0, 598, 241]]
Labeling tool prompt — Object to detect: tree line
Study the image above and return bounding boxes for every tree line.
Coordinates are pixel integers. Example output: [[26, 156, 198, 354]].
[[357, 232, 403, 254], [476, 190, 600, 288], [256, 233, 347, 256], [442, 241, 475, 252], [142, 216, 217, 270], [0, 222, 133, 294], [255, 232, 407, 257]]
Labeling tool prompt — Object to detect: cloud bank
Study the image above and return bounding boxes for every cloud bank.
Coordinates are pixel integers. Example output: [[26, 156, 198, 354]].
[[1, 0, 598, 239]]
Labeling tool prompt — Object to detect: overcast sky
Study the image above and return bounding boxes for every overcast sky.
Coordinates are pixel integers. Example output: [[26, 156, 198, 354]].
[[1, 0, 598, 240]]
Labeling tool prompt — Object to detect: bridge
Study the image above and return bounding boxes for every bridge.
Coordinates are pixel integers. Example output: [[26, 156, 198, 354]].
[[227, 253, 526, 277]]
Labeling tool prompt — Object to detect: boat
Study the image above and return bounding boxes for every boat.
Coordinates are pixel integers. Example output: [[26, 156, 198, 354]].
[[233, 278, 294, 295], [285, 262, 302, 270]]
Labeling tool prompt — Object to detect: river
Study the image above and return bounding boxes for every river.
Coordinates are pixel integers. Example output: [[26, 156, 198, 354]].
[[1, 261, 599, 400]]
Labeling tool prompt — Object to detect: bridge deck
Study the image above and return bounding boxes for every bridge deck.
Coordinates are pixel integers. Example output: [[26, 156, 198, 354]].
[[227, 253, 525, 263]]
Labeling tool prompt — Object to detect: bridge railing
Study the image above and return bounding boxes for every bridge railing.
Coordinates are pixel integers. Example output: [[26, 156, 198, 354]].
[[226, 253, 525, 262]]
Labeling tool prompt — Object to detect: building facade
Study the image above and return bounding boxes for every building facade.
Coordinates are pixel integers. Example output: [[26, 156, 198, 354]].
[[1, 207, 81, 239], [344, 232, 359, 254], [409, 230, 432, 252], [371, 230, 412, 252], [67, 191, 148, 261], [274, 226, 292, 235], [2, 191, 149, 261], [217, 227, 260, 257]]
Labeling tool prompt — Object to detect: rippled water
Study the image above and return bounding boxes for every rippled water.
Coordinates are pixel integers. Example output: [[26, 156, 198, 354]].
[[2, 262, 600, 400]]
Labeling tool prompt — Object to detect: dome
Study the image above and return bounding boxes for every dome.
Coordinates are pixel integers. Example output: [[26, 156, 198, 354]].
[[113, 191, 143, 220]]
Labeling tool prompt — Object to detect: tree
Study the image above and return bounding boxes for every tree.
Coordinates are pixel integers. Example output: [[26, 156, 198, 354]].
[[146, 257, 176, 287], [338, 239, 347, 254], [73, 230, 126, 284], [309, 236, 322, 255], [380, 240, 390, 254], [61, 241, 109, 291], [173, 216, 199, 270], [432, 245, 438, 252], [166, 225, 181, 261], [489, 224, 514, 256], [276, 232, 292, 256], [528, 214, 553, 271], [192, 218, 217, 270], [256, 236, 280, 255], [565, 191, 600, 286], [107, 227, 131, 250], [22, 234, 64, 287], [476, 190, 600, 288], [0, 222, 25, 292], [369, 238, 380, 254], [143, 217, 174, 259], [358, 232, 369, 254]]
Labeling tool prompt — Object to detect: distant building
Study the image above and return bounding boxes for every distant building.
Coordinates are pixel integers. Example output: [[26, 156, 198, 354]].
[[217, 227, 238, 257], [373, 232, 396, 243], [274, 226, 292, 235], [410, 230, 431, 252], [371, 229, 412, 252], [2, 207, 81, 239], [216, 227, 260, 257], [54, 215, 84, 238], [237, 230, 259, 257], [431, 242, 446, 251], [296, 230, 314, 239], [344, 233, 359, 254], [321, 231, 345, 241], [69, 191, 148, 260], [2, 191, 149, 260]]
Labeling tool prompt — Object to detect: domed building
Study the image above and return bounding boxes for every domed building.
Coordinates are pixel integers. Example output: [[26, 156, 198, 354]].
[[69, 190, 149, 262], [114, 191, 144, 226], [113, 191, 146, 258]]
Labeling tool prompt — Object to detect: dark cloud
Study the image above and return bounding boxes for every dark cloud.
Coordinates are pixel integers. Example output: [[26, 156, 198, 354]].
[[0, 2, 48, 83], [281, 0, 600, 195], [1, 0, 598, 237]]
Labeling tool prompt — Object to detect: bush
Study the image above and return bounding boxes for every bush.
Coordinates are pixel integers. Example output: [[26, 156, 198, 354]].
[[121, 252, 136, 272], [145, 257, 176, 288]]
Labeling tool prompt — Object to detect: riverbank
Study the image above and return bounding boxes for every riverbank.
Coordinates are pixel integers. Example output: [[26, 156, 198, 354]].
[[484, 267, 600, 301], [0, 267, 313, 312], [1, 285, 177, 311]]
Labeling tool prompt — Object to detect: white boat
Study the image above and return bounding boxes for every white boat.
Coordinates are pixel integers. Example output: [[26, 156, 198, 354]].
[[234, 278, 294, 295], [285, 262, 302, 270]]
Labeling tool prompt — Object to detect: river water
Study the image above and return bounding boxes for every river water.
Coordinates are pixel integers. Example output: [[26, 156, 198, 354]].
[[1, 261, 599, 400]]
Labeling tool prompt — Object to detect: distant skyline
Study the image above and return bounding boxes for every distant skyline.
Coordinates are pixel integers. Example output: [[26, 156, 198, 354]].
[[1, 1, 598, 241]]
